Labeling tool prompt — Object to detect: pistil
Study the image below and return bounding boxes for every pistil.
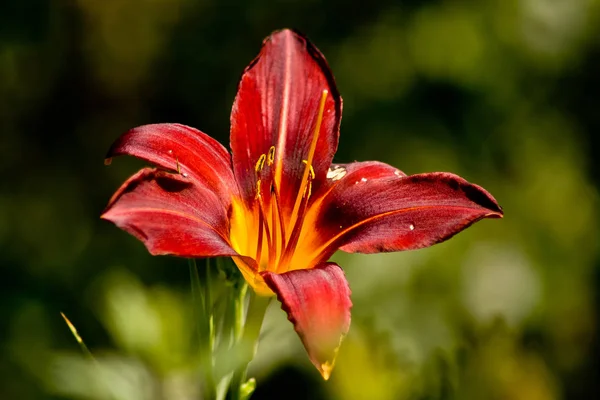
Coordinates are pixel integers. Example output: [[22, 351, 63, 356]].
[[288, 89, 329, 234]]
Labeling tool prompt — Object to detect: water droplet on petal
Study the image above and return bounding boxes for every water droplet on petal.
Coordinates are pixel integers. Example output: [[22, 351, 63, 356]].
[[168, 149, 173, 155], [182, 172, 189, 178], [409, 224, 415, 231], [361, 177, 368, 182], [394, 170, 402, 176]]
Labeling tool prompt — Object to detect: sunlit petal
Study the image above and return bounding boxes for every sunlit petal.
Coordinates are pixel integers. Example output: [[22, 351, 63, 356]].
[[309, 163, 502, 257], [262, 262, 352, 380]]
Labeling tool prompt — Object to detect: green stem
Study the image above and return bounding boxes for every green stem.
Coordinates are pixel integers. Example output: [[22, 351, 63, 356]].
[[189, 258, 216, 400], [205, 259, 215, 360], [233, 284, 247, 342], [228, 292, 270, 400]]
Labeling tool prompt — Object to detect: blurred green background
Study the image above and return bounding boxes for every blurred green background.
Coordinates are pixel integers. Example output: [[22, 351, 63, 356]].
[[2, 0, 599, 399]]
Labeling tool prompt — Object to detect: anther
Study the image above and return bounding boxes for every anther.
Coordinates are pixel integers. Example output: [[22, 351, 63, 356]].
[[267, 146, 276, 166], [255, 154, 267, 173], [302, 160, 315, 180]]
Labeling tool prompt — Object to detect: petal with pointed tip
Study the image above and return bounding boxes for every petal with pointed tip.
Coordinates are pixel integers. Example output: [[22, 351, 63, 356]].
[[262, 262, 352, 380], [102, 168, 237, 257], [231, 29, 342, 212], [107, 123, 238, 200], [309, 164, 502, 258]]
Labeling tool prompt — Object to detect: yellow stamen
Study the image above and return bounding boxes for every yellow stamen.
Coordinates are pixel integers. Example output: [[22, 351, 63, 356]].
[[271, 181, 287, 255], [280, 178, 312, 271], [288, 89, 328, 237], [304, 177, 313, 198], [255, 154, 267, 173], [259, 201, 276, 270], [255, 206, 264, 266], [267, 146, 276, 166], [271, 194, 280, 263], [255, 179, 262, 200]]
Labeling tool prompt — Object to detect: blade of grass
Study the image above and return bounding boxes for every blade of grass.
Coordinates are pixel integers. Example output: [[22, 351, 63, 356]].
[[60, 312, 95, 361], [59, 313, 118, 400]]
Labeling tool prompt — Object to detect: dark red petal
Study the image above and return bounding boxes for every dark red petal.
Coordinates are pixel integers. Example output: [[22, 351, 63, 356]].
[[231, 29, 342, 212], [102, 168, 237, 257], [107, 123, 238, 200], [310, 163, 502, 257], [262, 262, 352, 380]]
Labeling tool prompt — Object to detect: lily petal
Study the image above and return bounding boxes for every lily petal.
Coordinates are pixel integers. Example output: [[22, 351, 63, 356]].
[[230, 29, 342, 214], [102, 168, 237, 257], [107, 123, 238, 200], [262, 262, 352, 380], [309, 163, 502, 257]]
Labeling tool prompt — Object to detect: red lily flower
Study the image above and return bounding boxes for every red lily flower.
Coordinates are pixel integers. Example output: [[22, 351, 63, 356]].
[[102, 29, 503, 380]]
